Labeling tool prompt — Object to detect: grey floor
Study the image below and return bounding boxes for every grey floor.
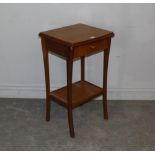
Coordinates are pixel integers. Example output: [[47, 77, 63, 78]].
[[0, 98, 155, 151]]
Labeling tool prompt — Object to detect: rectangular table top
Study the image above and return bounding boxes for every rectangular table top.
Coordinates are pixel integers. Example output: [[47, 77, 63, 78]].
[[39, 23, 114, 47]]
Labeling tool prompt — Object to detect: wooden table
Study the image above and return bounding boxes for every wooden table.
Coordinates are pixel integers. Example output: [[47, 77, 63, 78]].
[[39, 23, 114, 138]]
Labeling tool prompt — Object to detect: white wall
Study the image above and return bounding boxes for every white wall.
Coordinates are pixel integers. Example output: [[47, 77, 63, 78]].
[[0, 3, 155, 100]]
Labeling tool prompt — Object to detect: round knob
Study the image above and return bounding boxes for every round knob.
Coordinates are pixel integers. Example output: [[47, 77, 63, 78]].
[[89, 45, 96, 49]]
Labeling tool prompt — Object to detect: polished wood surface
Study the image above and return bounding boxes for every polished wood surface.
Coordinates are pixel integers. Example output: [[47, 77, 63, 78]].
[[103, 38, 111, 120], [81, 56, 85, 81], [39, 23, 114, 138], [39, 23, 114, 47], [66, 49, 75, 137], [41, 37, 51, 122], [73, 39, 108, 58], [50, 81, 103, 108]]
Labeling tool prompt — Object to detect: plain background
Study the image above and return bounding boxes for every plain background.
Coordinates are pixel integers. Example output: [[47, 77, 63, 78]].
[[0, 3, 155, 99]]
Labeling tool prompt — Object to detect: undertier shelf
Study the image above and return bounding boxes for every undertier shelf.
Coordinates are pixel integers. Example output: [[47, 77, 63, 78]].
[[50, 80, 103, 108]]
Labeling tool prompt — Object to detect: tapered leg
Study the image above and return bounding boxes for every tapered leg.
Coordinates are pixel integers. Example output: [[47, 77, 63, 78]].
[[103, 39, 111, 120], [67, 53, 75, 138], [81, 56, 85, 81], [41, 38, 51, 122]]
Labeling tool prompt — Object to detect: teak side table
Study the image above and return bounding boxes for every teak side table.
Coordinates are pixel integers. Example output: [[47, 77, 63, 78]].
[[39, 23, 114, 138]]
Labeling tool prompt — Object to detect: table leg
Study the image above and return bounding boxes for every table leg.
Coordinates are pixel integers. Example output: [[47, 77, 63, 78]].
[[81, 56, 85, 81], [103, 39, 111, 120], [67, 53, 75, 138], [41, 38, 51, 122]]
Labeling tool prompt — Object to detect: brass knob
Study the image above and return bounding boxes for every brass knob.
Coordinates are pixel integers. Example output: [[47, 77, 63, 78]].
[[89, 45, 96, 49]]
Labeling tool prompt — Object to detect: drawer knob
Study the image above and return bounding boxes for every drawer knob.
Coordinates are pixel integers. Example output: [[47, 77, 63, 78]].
[[89, 45, 96, 49]]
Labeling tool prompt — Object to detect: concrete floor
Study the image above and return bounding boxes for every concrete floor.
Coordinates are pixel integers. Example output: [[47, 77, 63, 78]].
[[0, 98, 155, 150]]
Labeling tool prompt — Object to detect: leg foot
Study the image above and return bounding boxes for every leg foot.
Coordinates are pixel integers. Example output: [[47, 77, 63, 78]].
[[103, 99, 108, 120], [46, 98, 51, 121], [68, 109, 75, 138], [104, 112, 108, 120]]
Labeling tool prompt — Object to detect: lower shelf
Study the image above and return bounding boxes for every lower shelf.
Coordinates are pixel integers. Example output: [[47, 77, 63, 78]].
[[50, 80, 103, 108]]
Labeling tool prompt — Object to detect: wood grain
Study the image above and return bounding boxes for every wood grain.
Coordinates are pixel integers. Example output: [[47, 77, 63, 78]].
[[39, 23, 114, 47], [73, 39, 108, 58], [50, 81, 103, 108], [39, 23, 114, 138]]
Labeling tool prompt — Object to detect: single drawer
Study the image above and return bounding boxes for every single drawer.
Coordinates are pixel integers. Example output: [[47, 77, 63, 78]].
[[73, 39, 109, 58]]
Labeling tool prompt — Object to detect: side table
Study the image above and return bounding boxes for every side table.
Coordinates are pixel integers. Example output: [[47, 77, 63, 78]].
[[39, 23, 114, 138]]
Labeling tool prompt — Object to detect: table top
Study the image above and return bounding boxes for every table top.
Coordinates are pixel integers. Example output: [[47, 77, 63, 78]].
[[39, 23, 114, 47]]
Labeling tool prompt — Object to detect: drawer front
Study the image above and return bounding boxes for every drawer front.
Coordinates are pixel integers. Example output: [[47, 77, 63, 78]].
[[45, 38, 69, 58], [73, 39, 109, 58]]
